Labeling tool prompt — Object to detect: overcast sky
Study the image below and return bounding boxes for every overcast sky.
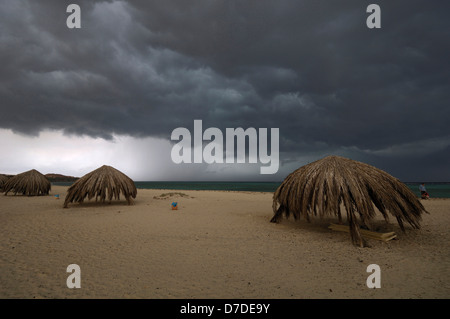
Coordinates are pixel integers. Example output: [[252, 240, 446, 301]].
[[0, 0, 449, 181]]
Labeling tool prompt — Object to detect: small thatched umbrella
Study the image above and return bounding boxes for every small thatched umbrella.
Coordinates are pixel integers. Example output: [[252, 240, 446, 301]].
[[0, 174, 10, 191], [271, 155, 427, 247], [3, 169, 51, 196], [63, 165, 137, 208]]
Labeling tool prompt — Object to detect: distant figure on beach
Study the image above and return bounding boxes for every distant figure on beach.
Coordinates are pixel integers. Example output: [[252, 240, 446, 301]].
[[419, 183, 429, 199]]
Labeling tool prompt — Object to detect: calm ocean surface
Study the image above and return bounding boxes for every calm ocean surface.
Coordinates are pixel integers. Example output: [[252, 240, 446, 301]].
[[54, 181, 450, 198], [135, 182, 450, 199]]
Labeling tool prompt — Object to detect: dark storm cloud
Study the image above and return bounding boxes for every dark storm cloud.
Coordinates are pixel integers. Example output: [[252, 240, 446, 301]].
[[0, 0, 449, 180]]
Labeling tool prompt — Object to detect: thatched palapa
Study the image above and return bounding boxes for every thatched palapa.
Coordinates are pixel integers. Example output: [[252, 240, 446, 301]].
[[271, 155, 427, 247], [0, 174, 11, 191], [3, 169, 51, 196], [64, 165, 137, 208]]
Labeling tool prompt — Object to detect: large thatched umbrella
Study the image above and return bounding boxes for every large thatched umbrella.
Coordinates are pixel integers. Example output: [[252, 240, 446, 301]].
[[63, 165, 137, 208], [3, 169, 51, 196], [271, 155, 427, 247]]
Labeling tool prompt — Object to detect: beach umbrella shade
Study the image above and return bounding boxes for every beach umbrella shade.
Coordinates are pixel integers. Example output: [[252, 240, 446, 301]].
[[0, 174, 11, 192], [271, 155, 428, 247], [3, 169, 51, 196], [63, 165, 137, 208]]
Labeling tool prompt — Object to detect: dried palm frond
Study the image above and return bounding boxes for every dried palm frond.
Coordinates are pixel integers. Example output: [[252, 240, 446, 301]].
[[3, 169, 51, 196], [271, 155, 427, 247], [63, 165, 137, 208], [0, 174, 10, 191]]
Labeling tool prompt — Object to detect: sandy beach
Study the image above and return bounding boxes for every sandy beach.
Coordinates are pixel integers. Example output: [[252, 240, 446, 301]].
[[1, 185, 449, 299]]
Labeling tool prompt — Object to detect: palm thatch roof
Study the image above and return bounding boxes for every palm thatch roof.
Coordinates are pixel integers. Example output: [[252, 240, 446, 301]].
[[63, 165, 137, 208], [271, 155, 427, 247], [3, 169, 51, 196], [0, 174, 10, 191]]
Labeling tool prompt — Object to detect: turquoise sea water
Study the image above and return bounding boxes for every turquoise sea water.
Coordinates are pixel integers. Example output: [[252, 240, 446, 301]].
[[404, 182, 450, 199], [135, 181, 280, 193], [52, 181, 450, 198]]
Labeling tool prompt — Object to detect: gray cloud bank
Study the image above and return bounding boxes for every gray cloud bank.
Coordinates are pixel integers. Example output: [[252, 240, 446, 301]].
[[0, 0, 449, 181]]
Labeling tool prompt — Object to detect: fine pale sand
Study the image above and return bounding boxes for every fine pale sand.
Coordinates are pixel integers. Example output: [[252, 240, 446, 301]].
[[1, 185, 449, 299]]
